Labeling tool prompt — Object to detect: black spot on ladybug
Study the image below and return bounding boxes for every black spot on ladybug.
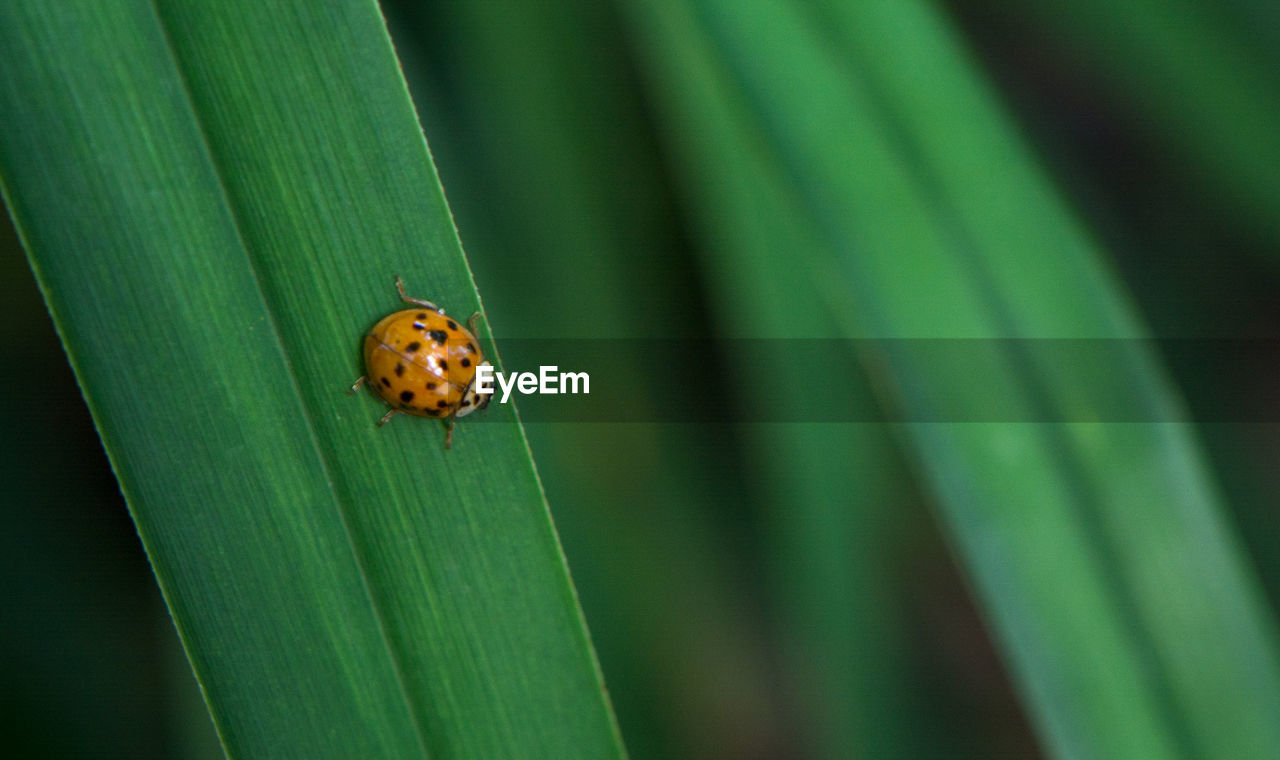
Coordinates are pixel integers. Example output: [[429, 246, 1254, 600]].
[[436, 400, 448, 408], [446, 320, 458, 330], [416, 313, 428, 320], [426, 408, 440, 416], [406, 341, 421, 353], [461, 357, 471, 368], [429, 330, 449, 344], [400, 390, 415, 403], [380, 377, 391, 387], [466, 342, 476, 353], [394, 363, 405, 377], [439, 359, 449, 371], [426, 382, 437, 390]]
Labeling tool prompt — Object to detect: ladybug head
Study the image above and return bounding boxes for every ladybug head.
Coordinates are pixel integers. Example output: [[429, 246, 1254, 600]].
[[456, 361, 493, 418]]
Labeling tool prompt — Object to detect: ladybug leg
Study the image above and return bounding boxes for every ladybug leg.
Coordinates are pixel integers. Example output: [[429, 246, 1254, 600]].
[[348, 376, 367, 394], [394, 275, 443, 313], [444, 418, 455, 449], [377, 408, 401, 427], [467, 312, 483, 337]]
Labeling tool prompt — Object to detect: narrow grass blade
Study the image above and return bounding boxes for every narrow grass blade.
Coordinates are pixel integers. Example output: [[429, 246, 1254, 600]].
[[0, 1, 623, 757]]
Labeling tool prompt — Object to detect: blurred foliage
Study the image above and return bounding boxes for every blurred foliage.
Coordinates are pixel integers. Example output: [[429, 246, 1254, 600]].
[[5, 0, 1280, 757]]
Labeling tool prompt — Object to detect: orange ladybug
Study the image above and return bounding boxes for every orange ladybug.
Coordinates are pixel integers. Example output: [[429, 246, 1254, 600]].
[[350, 276, 491, 448]]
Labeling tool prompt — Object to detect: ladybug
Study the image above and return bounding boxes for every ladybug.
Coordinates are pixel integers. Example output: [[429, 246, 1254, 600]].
[[350, 276, 491, 448]]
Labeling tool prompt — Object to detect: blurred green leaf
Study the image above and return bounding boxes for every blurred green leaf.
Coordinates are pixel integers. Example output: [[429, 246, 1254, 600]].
[[616, 4, 933, 756], [0, 1, 622, 757], [625, 0, 1280, 757], [1009, 0, 1280, 242]]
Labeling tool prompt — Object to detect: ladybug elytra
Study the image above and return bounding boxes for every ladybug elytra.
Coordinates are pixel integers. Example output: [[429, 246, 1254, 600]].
[[350, 276, 491, 448]]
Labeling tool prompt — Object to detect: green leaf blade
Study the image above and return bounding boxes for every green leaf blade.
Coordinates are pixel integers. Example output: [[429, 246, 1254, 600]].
[[1, 4, 428, 756], [1, 1, 623, 757]]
